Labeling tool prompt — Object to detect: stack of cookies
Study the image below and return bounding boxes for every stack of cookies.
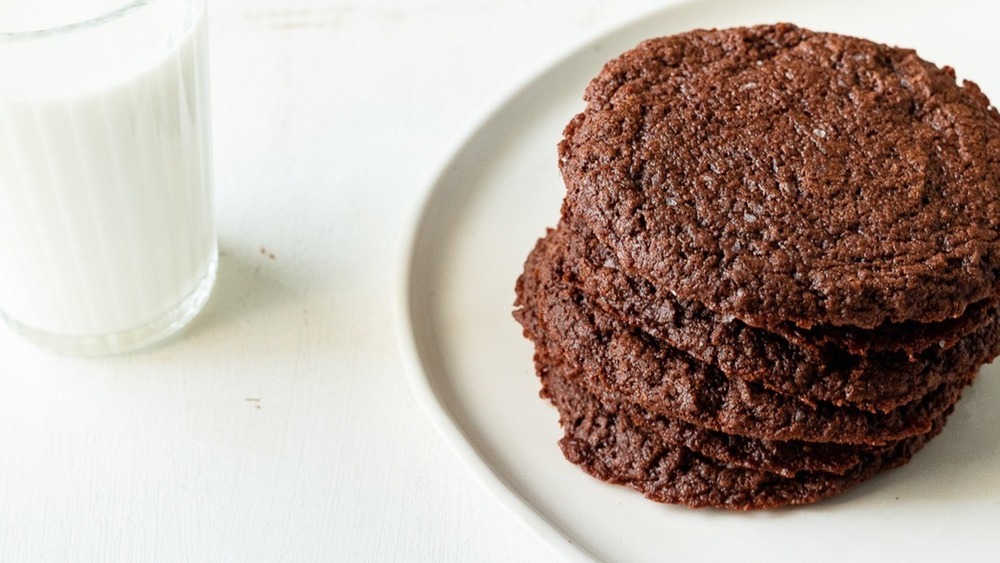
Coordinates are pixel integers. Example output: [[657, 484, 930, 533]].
[[514, 24, 1000, 509]]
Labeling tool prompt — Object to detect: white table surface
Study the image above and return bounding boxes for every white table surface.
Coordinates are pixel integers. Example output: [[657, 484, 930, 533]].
[[0, 0, 666, 560]]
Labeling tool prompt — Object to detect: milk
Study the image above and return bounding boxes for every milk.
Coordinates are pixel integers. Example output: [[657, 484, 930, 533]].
[[0, 0, 215, 353]]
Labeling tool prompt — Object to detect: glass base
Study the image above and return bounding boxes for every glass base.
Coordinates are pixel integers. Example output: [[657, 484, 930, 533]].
[[1, 251, 218, 357]]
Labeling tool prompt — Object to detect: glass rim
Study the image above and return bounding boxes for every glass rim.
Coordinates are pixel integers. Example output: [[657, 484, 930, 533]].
[[0, 0, 154, 42]]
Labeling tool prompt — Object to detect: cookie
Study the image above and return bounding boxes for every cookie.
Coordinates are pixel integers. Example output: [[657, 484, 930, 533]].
[[538, 350, 922, 478], [551, 216, 1000, 411], [514, 228, 972, 445], [542, 358, 946, 510], [559, 23, 1000, 329]]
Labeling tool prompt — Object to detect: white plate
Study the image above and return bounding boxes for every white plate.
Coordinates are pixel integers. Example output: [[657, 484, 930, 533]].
[[396, 1, 1000, 561]]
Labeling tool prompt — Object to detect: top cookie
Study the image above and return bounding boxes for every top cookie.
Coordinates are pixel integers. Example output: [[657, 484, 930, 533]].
[[559, 23, 1000, 329]]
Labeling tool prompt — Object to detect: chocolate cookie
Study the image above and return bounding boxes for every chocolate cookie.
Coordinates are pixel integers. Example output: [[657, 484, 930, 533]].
[[549, 216, 1000, 411], [538, 350, 925, 478], [542, 358, 946, 510], [514, 229, 972, 445], [559, 23, 1000, 329]]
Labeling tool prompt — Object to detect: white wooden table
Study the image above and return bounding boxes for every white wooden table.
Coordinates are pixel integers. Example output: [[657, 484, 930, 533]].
[[0, 1, 664, 560]]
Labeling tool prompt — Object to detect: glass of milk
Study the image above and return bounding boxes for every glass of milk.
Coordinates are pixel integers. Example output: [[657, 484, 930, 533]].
[[0, 0, 217, 355]]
